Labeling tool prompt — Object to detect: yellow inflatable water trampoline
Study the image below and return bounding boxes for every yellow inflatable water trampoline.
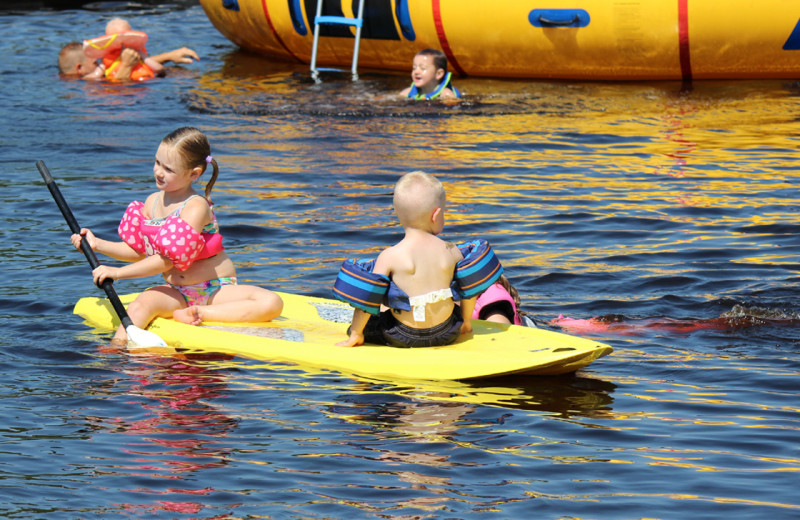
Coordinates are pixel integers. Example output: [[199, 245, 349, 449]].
[[200, 0, 800, 80]]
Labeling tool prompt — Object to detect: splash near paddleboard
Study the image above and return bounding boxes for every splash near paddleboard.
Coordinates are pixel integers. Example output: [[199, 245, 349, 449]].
[[74, 291, 612, 381], [551, 306, 800, 336]]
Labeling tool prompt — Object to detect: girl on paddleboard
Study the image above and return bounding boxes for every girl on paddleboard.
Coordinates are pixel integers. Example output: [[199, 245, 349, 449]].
[[71, 126, 283, 343]]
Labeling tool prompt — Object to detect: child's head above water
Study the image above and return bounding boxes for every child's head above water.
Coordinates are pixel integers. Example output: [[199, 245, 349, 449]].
[[410, 49, 448, 92], [416, 49, 448, 73], [57, 41, 97, 76], [393, 171, 446, 229], [105, 17, 132, 35]]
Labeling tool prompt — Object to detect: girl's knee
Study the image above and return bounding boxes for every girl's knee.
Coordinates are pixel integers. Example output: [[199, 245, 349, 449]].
[[125, 298, 155, 327], [212, 284, 283, 322], [259, 290, 283, 321], [128, 288, 182, 325]]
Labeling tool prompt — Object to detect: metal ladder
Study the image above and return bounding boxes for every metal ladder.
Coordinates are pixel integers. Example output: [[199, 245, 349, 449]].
[[309, 0, 366, 82]]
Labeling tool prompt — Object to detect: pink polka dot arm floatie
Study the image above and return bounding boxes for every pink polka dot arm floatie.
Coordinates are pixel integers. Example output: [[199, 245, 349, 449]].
[[117, 201, 146, 254], [154, 213, 207, 271]]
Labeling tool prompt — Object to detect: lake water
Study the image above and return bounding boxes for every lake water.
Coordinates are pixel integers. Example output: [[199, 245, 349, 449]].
[[1, 3, 799, 519]]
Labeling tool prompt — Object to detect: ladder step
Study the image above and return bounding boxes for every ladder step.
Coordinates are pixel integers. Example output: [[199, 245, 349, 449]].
[[315, 15, 363, 28]]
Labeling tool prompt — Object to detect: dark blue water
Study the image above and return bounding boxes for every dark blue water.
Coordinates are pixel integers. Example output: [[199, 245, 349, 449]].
[[1, 3, 799, 519]]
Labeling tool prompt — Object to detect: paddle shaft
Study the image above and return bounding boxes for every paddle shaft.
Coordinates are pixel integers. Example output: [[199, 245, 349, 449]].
[[36, 160, 135, 330]]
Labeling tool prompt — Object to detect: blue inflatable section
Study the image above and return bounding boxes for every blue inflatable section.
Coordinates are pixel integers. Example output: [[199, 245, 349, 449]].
[[289, 0, 307, 35], [396, 0, 415, 41], [783, 18, 800, 50], [222, 0, 240, 11]]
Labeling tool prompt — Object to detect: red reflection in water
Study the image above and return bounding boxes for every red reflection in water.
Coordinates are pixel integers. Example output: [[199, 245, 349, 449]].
[[552, 313, 799, 336], [655, 97, 698, 180], [85, 352, 239, 515]]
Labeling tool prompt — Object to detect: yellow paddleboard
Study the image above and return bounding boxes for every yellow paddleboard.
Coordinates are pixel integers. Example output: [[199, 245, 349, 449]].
[[73, 291, 612, 381]]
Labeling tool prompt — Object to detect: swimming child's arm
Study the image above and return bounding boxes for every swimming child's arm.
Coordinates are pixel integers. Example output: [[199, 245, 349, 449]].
[[337, 308, 371, 347], [143, 57, 165, 75], [148, 47, 199, 66], [81, 63, 105, 80], [143, 47, 199, 77]]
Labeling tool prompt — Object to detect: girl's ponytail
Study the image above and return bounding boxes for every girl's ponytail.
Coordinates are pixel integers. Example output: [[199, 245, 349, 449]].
[[204, 156, 219, 204]]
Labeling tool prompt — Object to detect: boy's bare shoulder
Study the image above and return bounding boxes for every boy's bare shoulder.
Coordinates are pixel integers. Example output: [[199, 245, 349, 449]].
[[374, 245, 398, 275], [445, 240, 464, 260]]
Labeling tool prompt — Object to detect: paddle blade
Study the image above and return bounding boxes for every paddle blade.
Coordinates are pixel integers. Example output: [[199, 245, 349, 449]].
[[125, 324, 169, 348]]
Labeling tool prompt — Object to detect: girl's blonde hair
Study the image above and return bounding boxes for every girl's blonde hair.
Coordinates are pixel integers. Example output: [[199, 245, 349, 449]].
[[162, 127, 219, 203]]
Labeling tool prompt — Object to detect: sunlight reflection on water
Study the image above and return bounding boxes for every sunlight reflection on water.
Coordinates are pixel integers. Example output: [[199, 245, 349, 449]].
[[2, 4, 800, 517]]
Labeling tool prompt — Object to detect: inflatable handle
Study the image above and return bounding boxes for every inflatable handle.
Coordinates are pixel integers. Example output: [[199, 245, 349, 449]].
[[529, 9, 590, 28], [396, 0, 416, 41], [288, 0, 306, 35], [539, 14, 579, 26]]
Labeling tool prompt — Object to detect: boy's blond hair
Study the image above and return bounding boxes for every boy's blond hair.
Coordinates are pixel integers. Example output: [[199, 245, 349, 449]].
[[393, 171, 445, 228], [105, 17, 131, 34]]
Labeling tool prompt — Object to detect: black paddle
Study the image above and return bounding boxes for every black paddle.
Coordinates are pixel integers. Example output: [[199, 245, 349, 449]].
[[37, 160, 168, 348]]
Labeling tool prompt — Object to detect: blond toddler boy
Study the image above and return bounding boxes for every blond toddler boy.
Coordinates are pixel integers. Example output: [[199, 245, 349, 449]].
[[333, 171, 502, 348]]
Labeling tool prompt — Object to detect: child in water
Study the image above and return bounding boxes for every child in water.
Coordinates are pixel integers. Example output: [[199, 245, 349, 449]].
[[399, 49, 461, 101], [333, 171, 503, 347], [71, 127, 283, 343], [58, 17, 198, 81], [473, 274, 535, 326], [98, 17, 159, 81]]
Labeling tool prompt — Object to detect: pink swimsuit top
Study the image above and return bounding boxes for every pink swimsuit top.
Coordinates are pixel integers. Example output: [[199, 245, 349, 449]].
[[118, 196, 224, 271]]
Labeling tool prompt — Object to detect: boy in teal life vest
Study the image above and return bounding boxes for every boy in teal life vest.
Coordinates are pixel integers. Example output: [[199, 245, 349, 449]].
[[333, 171, 503, 348], [399, 49, 461, 101]]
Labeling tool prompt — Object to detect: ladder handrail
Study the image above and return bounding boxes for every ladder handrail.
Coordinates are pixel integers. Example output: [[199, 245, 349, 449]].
[[350, 0, 366, 80], [310, 0, 365, 82]]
